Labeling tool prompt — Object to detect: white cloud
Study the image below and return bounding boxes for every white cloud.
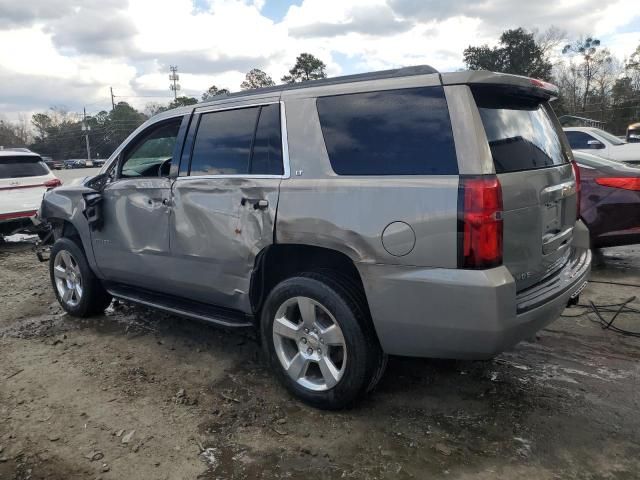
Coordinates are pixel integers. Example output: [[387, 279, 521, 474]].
[[0, 0, 638, 121]]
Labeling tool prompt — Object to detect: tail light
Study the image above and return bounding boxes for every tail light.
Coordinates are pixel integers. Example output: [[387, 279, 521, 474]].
[[44, 178, 62, 190], [458, 176, 503, 269], [595, 177, 640, 191], [571, 161, 581, 218]]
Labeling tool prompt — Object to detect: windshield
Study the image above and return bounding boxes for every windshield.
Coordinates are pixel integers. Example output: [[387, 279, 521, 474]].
[[0, 156, 50, 178], [594, 128, 626, 146]]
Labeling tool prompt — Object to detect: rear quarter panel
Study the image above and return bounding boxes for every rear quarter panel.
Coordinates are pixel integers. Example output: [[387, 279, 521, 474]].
[[276, 92, 459, 269]]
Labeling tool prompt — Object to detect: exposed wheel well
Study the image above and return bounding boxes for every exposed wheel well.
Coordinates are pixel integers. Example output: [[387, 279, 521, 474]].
[[50, 219, 82, 244], [251, 244, 370, 317]]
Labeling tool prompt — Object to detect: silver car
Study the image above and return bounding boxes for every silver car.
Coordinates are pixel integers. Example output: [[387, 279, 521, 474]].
[[40, 66, 591, 409]]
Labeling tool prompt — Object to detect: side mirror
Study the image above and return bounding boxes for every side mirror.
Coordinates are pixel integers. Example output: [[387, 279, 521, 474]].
[[85, 172, 111, 192], [587, 139, 605, 149]]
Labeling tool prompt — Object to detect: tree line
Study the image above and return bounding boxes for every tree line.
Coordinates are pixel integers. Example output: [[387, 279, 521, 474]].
[[0, 53, 328, 160], [2, 35, 639, 160], [463, 27, 640, 134]]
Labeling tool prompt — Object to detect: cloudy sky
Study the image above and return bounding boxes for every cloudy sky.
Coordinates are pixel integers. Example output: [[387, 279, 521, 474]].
[[0, 0, 638, 120]]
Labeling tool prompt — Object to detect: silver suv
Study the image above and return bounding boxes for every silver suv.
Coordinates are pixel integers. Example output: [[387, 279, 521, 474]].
[[40, 66, 591, 409]]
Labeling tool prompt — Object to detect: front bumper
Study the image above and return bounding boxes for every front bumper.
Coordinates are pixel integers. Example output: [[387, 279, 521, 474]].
[[358, 247, 591, 360]]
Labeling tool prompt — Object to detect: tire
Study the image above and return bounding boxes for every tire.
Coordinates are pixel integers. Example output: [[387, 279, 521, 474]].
[[261, 272, 385, 409], [49, 237, 112, 317]]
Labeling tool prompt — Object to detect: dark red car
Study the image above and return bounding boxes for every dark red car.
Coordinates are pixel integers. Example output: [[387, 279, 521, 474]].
[[574, 151, 640, 247]]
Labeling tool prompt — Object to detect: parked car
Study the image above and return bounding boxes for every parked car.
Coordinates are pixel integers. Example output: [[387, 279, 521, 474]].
[[64, 159, 87, 169], [627, 122, 640, 143], [40, 67, 591, 409], [1, 150, 61, 239], [93, 159, 106, 168], [574, 150, 640, 247], [43, 157, 64, 170], [564, 127, 640, 166]]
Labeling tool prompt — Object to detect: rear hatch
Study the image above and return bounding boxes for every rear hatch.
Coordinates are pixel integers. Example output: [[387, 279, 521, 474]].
[[472, 84, 578, 291], [0, 155, 52, 217]]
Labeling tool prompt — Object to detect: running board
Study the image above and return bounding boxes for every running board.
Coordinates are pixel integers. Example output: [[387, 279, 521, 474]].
[[105, 283, 254, 328]]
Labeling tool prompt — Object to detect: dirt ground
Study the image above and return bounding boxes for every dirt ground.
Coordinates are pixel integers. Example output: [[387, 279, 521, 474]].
[[1, 239, 639, 480]]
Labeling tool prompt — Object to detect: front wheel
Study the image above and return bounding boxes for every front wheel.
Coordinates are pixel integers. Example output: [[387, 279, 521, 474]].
[[49, 237, 112, 317], [261, 273, 385, 409]]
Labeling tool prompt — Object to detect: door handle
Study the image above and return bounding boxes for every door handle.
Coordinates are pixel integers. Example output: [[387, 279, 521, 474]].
[[241, 198, 269, 210]]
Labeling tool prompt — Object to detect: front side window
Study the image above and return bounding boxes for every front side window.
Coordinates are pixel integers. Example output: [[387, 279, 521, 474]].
[[565, 131, 596, 150], [316, 86, 458, 175], [189, 104, 283, 176], [121, 119, 182, 178]]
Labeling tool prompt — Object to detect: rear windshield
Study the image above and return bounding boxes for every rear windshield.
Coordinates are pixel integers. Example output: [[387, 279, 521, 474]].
[[0, 155, 49, 178], [473, 86, 570, 173]]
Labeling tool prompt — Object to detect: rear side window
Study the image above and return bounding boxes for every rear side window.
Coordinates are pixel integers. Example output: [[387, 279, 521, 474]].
[[316, 87, 458, 175], [565, 131, 596, 150], [189, 104, 283, 176], [473, 86, 569, 173], [0, 156, 49, 178], [250, 104, 283, 175]]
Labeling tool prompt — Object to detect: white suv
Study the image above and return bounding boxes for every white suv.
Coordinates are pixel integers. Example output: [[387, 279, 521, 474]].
[[563, 127, 640, 166], [0, 149, 61, 239]]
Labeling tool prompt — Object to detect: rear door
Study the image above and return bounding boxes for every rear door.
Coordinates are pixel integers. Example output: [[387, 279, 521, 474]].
[[168, 100, 285, 312], [0, 155, 52, 218], [472, 85, 578, 291]]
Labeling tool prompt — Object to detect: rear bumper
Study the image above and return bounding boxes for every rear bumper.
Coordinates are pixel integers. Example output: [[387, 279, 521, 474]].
[[358, 247, 591, 360]]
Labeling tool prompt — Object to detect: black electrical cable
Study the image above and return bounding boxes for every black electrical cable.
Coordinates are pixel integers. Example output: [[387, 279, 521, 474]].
[[563, 296, 640, 338]]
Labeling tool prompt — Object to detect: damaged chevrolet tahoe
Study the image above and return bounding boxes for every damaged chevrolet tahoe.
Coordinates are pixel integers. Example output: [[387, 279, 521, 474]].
[[40, 66, 591, 409]]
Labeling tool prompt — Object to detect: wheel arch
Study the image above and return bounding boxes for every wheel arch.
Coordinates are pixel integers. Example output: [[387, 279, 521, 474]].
[[249, 243, 377, 334]]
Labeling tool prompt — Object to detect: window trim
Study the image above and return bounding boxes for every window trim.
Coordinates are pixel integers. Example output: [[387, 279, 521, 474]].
[[176, 100, 290, 182]]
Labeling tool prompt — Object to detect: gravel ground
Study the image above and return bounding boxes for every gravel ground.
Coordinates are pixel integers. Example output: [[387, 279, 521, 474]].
[[0, 239, 639, 480]]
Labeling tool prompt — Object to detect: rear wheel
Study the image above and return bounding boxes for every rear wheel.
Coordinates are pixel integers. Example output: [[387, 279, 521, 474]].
[[50, 237, 111, 317], [261, 273, 385, 409]]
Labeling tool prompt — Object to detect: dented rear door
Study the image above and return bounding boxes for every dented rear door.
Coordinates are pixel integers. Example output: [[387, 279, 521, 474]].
[[167, 100, 285, 312]]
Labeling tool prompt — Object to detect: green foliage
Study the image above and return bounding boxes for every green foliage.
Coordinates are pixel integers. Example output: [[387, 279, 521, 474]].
[[241, 68, 275, 90], [281, 53, 327, 83], [29, 102, 146, 160], [463, 28, 553, 80], [168, 96, 198, 109], [201, 86, 230, 101]]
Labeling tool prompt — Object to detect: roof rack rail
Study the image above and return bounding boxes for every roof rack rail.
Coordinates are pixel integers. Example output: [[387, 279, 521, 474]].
[[201, 64, 439, 103]]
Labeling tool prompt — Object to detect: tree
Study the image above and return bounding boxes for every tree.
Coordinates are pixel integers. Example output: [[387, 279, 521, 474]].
[[463, 28, 553, 80], [201, 86, 230, 101], [240, 68, 275, 90], [168, 96, 198, 109], [562, 37, 610, 111], [0, 120, 26, 147], [281, 53, 327, 83]]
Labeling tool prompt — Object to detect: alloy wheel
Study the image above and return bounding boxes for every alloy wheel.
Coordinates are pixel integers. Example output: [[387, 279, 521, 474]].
[[53, 250, 83, 308], [272, 296, 347, 391]]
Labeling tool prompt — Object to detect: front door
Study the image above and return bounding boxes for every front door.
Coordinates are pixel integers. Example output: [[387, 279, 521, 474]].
[[168, 101, 285, 312], [91, 115, 188, 290]]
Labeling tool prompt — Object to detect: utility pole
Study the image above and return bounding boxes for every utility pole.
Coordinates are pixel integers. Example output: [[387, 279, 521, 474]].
[[169, 65, 180, 100], [82, 107, 91, 162], [110, 87, 116, 110]]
